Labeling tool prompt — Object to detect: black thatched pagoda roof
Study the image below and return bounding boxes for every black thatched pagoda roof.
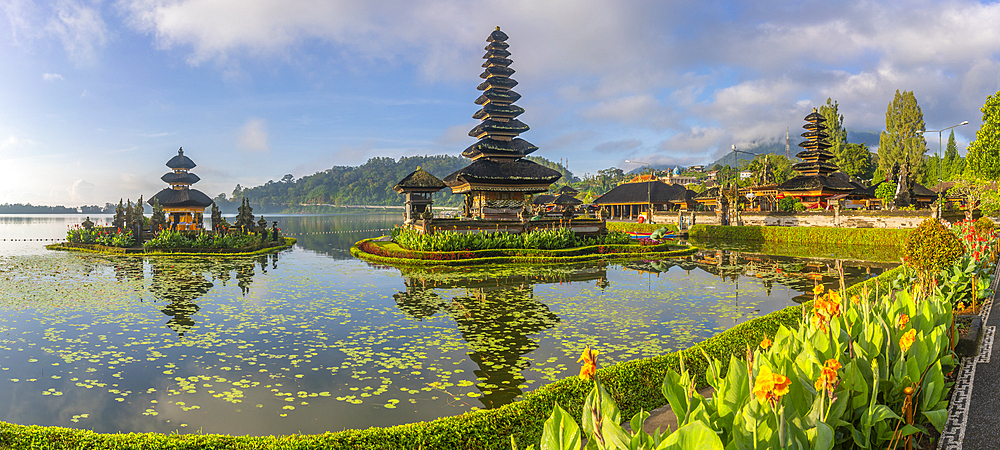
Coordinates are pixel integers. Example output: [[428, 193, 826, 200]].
[[149, 187, 213, 208], [462, 138, 537, 159], [776, 175, 857, 192], [394, 168, 446, 193], [592, 181, 690, 204], [444, 158, 561, 187], [532, 194, 556, 205], [166, 148, 196, 169], [161, 172, 201, 184], [556, 185, 579, 195], [552, 193, 583, 205]]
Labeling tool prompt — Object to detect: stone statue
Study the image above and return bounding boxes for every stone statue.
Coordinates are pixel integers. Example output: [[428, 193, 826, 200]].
[[81, 216, 94, 230], [257, 216, 268, 235]]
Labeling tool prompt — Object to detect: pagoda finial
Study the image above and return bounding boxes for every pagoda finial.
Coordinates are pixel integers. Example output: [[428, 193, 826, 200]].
[[495, 26, 500, 30], [178, 147, 184, 155]]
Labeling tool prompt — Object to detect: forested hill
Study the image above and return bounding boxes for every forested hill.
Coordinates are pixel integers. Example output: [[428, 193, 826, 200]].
[[217, 155, 577, 213]]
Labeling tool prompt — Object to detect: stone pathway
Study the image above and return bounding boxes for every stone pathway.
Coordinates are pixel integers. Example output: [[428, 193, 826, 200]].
[[938, 265, 1000, 450]]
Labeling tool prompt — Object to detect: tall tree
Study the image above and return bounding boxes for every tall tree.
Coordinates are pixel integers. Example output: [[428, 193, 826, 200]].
[[944, 129, 960, 179], [966, 90, 1000, 180], [838, 143, 875, 181], [878, 90, 926, 186], [819, 98, 848, 167]]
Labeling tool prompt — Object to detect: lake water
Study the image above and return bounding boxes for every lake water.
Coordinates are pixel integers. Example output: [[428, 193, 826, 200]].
[[0, 214, 897, 435]]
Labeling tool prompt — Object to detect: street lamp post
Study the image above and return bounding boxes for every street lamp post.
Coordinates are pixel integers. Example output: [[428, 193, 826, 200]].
[[625, 160, 652, 222], [917, 121, 969, 217]]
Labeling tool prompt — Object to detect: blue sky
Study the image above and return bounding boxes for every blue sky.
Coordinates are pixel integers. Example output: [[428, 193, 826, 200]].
[[2, 0, 999, 206]]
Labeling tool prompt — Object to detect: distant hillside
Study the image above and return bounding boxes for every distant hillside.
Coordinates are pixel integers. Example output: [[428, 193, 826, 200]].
[[847, 130, 881, 148], [220, 154, 577, 213], [709, 129, 880, 168]]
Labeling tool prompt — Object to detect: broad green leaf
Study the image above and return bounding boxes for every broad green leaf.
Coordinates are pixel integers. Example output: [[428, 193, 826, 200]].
[[541, 403, 580, 450]]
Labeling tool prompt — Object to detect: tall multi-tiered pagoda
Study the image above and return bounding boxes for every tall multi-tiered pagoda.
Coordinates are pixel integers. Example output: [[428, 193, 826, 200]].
[[776, 109, 857, 208], [149, 148, 213, 230], [444, 27, 561, 219]]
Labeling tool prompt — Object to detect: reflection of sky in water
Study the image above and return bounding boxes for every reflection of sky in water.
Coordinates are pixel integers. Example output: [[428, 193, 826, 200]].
[[0, 214, 896, 435]]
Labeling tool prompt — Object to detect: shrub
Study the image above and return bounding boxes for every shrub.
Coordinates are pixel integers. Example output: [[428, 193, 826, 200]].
[[777, 197, 797, 212], [143, 229, 193, 249], [793, 201, 806, 212], [904, 218, 963, 279], [875, 181, 898, 207], [975, 216, 995, 236]]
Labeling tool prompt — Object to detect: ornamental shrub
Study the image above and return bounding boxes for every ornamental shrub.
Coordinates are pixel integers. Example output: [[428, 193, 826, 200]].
[[777, 197, 797, 212], [904, 218, 963, 278], [975, 216, 995, 236], [875, 181, 897, 208]]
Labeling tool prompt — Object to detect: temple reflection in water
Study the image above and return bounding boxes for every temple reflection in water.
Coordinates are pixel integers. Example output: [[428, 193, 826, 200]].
[[394, 263, 607, 409], [108, 253, 281, 337]]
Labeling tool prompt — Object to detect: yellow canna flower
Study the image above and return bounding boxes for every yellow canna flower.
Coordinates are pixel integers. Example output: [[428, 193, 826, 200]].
[[577, 346, 598, 381], [760, 337, 772, 350], [850, 295, 860, 305], [753, 366, 791, 409], [898, 314, 909, 330], [813, 285, 825, 296], [900, 329, 917, 353]]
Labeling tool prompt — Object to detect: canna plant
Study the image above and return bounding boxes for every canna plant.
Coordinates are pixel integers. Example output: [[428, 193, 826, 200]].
[[521, 276, 956, 449]]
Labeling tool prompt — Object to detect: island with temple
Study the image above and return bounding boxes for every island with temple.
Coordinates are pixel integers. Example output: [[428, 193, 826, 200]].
[[353, 27, 694, 266], [47, 148, 295, 255]]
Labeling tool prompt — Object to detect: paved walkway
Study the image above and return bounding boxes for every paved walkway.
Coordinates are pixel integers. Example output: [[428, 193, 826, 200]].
[[938, 265, 1000, 450]]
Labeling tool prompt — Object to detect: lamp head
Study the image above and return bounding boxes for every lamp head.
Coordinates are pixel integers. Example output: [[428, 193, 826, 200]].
[[961, 121, 970, 125]]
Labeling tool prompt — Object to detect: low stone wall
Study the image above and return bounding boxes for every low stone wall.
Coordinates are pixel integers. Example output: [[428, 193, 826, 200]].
[[651, 210, 986, 229]]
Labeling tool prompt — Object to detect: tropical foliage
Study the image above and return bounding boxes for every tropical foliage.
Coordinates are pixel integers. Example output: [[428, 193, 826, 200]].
[[391, 227, 632, 252], [65, 226, 135, 248], [143, 230, 273, 250], [523, 274, 966, 450]]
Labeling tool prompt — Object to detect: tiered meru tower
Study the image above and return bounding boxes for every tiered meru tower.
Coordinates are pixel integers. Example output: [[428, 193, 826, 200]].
[[793, 109, 838, 177], [775, 108, 855, 207], [444, 27, 561, 219], [149, 147, 213, 230]]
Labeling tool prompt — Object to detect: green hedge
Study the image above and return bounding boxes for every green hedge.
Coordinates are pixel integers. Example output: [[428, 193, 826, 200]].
[[605, 222, 678, 234], [45, 238, 297, 257], [688, 224, 912, 247], [351, 239, 698, 267], [0, 264, 911, 450]]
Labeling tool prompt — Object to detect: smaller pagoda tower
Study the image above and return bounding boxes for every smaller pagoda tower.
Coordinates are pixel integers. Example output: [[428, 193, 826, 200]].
[[793, 109, 839, 177], [394, 167, 446, 224], [149, 148, 213, 230], [775, 109, 856, 208]]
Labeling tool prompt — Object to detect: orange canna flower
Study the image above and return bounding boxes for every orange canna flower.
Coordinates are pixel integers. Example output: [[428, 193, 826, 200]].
[[900, 329, 917, 353], [850, 294, 860, 305], [753, 366, 791, 409], [898, 314, 910, 330], [577, 346, 598, 381], [760, 337, 772, 350], [823, 359, 841, 372]]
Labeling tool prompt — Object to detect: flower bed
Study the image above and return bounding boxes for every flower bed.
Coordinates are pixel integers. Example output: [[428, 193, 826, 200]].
[[47, 238, 297, 257]]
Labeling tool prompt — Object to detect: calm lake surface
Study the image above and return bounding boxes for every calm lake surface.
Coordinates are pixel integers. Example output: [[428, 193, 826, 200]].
[[0, 214, 897, 435]]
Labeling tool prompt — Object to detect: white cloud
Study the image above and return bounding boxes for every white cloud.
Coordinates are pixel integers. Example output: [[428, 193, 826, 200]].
[[42, 73, 64, 81], [47, 0, 108, 66], [238, 118, 269, 153], [67, 178, 94, 201]]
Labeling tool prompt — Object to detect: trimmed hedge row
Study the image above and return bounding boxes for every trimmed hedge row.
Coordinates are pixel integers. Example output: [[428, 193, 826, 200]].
[[45, 238, 297, 257], [689, 224, 912, 247], [351, 239, 698, 267], [0, 265, 909, 450]]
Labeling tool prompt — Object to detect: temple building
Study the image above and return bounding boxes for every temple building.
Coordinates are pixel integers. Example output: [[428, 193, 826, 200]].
[[394, 167, 446, 224], [149, 148, 213, 230], [443, 27, 561, 220], [774, 109, 856, 208]]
